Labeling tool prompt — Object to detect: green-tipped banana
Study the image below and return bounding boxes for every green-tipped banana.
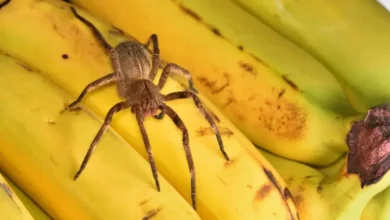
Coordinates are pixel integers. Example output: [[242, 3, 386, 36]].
[[231, 0, 390, 112], [261, 149, 390, 220], [361, 186, 390, 220]]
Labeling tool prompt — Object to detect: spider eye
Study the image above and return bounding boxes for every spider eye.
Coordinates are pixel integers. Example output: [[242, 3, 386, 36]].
[[365, 115, 378, 128]]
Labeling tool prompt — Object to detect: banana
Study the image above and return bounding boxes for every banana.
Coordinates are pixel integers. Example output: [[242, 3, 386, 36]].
[[260, 149, 390, 220], [361, 186, 390, 220], [167, 0, 355, 116], [0, 0, 299, 219], [67, 0, 362, 166], [231, 0, 390, 112], [0, 51, 200, 219], [4, 175, 53, 220], [0, 170, 34, 220]]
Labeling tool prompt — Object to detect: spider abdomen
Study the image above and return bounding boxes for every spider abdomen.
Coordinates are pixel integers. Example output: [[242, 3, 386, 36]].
[[110, 41, 152, 97]]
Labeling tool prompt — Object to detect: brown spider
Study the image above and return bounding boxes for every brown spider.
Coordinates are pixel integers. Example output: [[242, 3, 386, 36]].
[[66, 6, 230, 210]]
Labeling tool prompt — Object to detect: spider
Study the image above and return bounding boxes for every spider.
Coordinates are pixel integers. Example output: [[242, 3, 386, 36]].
[[66, 6, 230, 210]]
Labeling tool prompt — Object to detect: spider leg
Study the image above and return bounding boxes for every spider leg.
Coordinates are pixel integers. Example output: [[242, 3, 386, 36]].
[[153, 105, 166, 120], [64, 73, 116, 111], [70, 6, 113, 52], [144, 34, 161, 81], [0, 0, 11, 9], [164, 91, 230, 161], [74, 101, 130, 180], [134, 106, 160, 192], [157, 63, 198, 93], [164, 105, 196, 210]]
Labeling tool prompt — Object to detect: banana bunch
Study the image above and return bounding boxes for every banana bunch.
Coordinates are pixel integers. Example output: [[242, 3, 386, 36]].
[[0, 0, 298, 219], [0, 50, 202, 219], [68, 0, 361, 167], [0, 0, 389, 219], [231, 0, 390, 113]]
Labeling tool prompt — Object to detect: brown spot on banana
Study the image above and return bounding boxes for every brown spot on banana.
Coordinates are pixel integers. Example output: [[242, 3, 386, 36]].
[[210, 26, 222, 37], [238, 61, 256, 77], [0, 182, 13, 198], [142, 208, 162, 220], [18, 62, 34, 72], [196, 73, 230, 94], [263, 168, 297, 220], [178, 5, 201, 21], [278, 89, 286, 98], [283, 187, 293, 200], [257, 99, 307, 140], [223, 97, 236, 108], [62, 54, 69, 59], [196, 127, 233, 137], [282, 75, 299, 91], [254, 183, 273, 201], [139, 200, 148, 206]]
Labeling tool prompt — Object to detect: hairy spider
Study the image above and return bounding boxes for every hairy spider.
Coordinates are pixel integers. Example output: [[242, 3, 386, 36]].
[[66, 6, 230, 210]]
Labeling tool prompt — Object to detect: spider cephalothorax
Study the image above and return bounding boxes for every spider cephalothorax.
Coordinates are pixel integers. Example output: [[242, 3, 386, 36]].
[[66, 6, 230, 210]]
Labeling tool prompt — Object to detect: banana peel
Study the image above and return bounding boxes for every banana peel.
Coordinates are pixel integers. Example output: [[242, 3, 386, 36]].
[[261, 149, 390, 220], [0, 0, 299, 219], [67, 0, 359, 167], [231, 0, 390, 112], [0, 51, 201, 219], [4, 175, 52, 220], [169, 0, 354, 116], [0, 170, 34, 220]]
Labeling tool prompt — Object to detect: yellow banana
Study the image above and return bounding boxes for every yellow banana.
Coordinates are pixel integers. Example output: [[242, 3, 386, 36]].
[[68, 0, 362, 166], [168, 0, 355, 116], [0, 170, 34, 220], [4, 175, 53, 220], [361, 186, 390, 220], [0, 51, 200, 219], [231, 0, 390, 112], [260, 149, 390, 220], [0, 0, 298, 219]]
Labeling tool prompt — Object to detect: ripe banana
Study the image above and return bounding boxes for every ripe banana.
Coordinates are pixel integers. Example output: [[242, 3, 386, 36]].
[[361, 186, 390, 220], [0, 0, 299, 219], [231, 0, 390, 112], [0, 170, 34, 220], [260, 149, 390, 220], [68, 0, 362, 166], [0, 51, 200, 219], [4, 175, 52, 220], [168, 0, 355, 116]]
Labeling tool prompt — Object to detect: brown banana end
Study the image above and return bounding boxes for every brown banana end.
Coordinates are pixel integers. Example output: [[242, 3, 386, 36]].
[[346, 103, 390, 187]]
